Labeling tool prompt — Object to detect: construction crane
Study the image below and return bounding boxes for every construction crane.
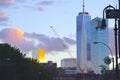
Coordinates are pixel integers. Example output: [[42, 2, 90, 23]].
[[50, 26, 73, 58], [50, 26, 88, 80], [50, 26, 87, 74]]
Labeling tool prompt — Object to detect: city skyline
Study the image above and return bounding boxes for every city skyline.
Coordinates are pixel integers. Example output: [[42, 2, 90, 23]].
[[0, 0, 117, 67]]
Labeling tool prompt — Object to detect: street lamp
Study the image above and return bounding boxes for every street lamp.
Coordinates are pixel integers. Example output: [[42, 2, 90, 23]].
[[100, 5, 116, 30], [93, 41, 114, 80], [97, 4, 119, 80], [93, 42, 114, 69]]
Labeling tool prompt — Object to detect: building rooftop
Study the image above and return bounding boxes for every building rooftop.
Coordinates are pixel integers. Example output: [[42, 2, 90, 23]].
[[78, 12, 89, 15]]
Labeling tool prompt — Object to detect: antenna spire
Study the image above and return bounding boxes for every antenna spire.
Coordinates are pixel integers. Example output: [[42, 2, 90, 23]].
[[83, 0, 85, 13]]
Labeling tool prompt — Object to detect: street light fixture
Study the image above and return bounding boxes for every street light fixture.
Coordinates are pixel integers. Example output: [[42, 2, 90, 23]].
[[97, 4, 119, 80], [93, 41, 114, 80], [100, 5, 116, 30], [93, 42, 114, 69]]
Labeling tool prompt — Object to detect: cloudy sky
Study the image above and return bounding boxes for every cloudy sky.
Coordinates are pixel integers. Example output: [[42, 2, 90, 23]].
[[0, 0, 117, 66]]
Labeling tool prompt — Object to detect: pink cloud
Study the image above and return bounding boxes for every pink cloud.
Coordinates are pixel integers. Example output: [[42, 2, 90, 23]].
[[0, 28, 34, 52], [36, 0, 54, 11], [25, 32, 76, 53], [0, 0, 15, 5], [16, 1, 54, 11], [0, 12, 7, 18], [0, 28, 76, 53], [0, 12, 8, 21], [15, 0, 25, 3]]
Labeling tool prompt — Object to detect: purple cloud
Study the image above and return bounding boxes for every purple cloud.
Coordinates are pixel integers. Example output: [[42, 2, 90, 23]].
[[0, 28, 35, 52], [39, 0, 54, 5], [15, 0, 26, 3], [63, 37, 76, 45], [14, 0, 54, 11], [0, 28, 76, 53], [36, 0, 54, 11], [0, 12, 8, 22], [25, 32, 76, 52], [0, 0, 15, 6]]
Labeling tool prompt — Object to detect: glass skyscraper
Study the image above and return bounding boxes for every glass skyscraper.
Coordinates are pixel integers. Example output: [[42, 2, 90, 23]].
[[76, 12, 109, 74], [76, 12, 91, 73], [90, 17, 109, 73]]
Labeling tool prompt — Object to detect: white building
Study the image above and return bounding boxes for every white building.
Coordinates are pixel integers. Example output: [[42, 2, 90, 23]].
[[61, 58, 77, 68], [61, 58, 77, 74]]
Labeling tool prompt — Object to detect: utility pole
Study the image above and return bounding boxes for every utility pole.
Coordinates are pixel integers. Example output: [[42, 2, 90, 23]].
[[118, 0, 120, 57], [118, 0, 120, 79]]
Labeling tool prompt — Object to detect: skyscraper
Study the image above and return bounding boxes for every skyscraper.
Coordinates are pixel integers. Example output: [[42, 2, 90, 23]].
[[76, 7, 92, 73], [90, 17, 109, 73], [77, 16, 109, 74], [76, 0, 109, 74]]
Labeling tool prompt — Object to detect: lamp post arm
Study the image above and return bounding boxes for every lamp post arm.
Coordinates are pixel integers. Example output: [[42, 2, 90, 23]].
[[101, 5, 116, 30], [99, 42, 113, 57], [103, 5, 116, 18], [93, 42, 113, 57]]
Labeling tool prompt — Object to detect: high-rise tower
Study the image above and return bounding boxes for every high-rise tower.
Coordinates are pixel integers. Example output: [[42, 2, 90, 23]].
[[76, 0, 91, 73], [90, 17, 109, 73], [76, 0, 109, 74]]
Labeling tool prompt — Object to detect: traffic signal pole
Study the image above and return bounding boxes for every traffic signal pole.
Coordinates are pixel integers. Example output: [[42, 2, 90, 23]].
[[118, 0, 120, 58], [115, 18, 119, 80], [117, 0, 120, 80]]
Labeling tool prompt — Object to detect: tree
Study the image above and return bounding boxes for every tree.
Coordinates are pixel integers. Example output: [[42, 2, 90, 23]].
[[0, 43, 53, 80]]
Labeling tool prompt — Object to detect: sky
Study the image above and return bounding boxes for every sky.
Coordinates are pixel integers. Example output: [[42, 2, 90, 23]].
[[0, 0, 118, 67]]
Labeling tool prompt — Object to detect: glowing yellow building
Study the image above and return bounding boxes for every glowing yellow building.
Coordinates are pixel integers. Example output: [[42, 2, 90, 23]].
[[38, 49, 45, 63]]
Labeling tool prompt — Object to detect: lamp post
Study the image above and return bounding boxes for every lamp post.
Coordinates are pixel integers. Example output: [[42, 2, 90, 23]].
[[98, 5, 119, 80], [93, 42, 114, 80], [118, 0, 120, 59], [93, 42, 114, 69]]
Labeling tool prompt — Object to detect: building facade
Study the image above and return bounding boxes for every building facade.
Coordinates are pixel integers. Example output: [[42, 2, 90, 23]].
[[61, 58, 77, 68], [76, 12, 91, 73], [76, 12, 109, 73], [90, 17, 109, 73]]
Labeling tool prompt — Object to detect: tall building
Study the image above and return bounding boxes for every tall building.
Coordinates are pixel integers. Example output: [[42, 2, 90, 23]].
[[32, 48, 45, 63], [76, 11, 91, 73], [76, 1, 109, 74], [90, 17, 109, 73], [32, 48, 38, 60]]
